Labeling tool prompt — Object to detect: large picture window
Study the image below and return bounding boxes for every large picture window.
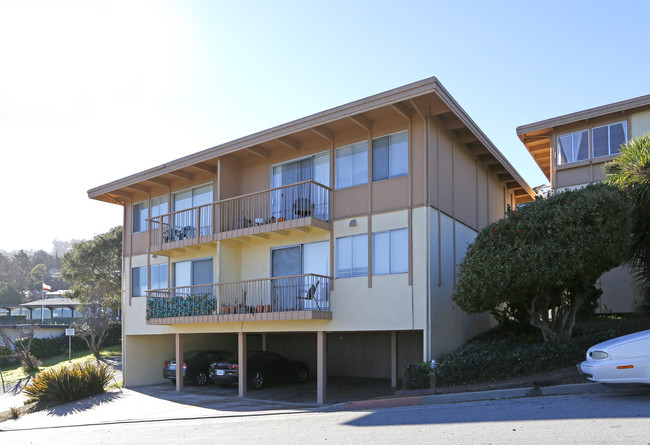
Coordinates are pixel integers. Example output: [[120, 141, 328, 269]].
[[372, 131, 408, 181], [131, 266, 147, 297], [335, 141, 368, 189], [132, 201, 148, 233], [336, 234, 368, 278], [557, 130, 589, 165], [150, 195, 169, 219], [372, 228, 408, 275], [593, 121, 627, 158]]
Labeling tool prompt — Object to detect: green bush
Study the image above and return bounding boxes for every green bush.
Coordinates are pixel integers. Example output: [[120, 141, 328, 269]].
[[103, 321, 122, 347], [403, 361, 432, 390], [0, 346, 17, 367], [15, 334, 88, 360], [147, 294, 216, 319], [435, 328, 620, 387], [23, 362, 113, 403]]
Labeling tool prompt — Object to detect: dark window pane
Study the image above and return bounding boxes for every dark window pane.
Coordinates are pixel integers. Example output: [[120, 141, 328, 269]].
[[372, 136, 389, 181], [593, 126, 609, 158], [609, 122, 627, 155], [576, 130, 589, 161]]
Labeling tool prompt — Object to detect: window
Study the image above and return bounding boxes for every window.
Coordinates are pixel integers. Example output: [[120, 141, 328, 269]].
[[372, 228, 408, 275], [593, 121, 627, 158], [132, 201, 148, 233], [372, 131, 408, 181], [150, 195, 169, 219], [150, 263, 168, 290], [336, 234, 368, 278], [335, 141, 368, 189], [131, 266, 147, 297], [173, 258, 213, 288], [557, 130, 589, 165]]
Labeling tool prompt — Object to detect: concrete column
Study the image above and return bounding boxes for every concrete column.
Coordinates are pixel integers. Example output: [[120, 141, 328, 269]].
[[391, 331, 398, 388], [238, 332, 247, 398], [175, 333, 183, 392], [261, 333, 267, 351], [317, 331, 327, 404]]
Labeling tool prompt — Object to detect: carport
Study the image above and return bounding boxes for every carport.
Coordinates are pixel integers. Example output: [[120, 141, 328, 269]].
[[171, 330, 422, 404]]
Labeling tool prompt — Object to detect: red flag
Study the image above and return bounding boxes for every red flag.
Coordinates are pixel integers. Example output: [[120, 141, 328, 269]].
[[42, 283, 52, 291]]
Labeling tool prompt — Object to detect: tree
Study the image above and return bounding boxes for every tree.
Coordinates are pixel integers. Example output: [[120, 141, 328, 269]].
[[0, 282, 24, 306], [603, 134, 650, 310], [0, 325, 41, 372], [60, 226, 122, 313], [454, 183, 631, 341], [61, 227, 123, 359]]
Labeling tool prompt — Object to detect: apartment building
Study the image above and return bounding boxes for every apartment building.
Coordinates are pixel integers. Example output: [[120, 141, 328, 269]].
[[517, 94, 650, 313], [89, 77, 535, 403]]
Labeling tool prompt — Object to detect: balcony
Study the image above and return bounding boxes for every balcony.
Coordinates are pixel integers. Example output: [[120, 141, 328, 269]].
[[145, 274, 331, 325], [148, 181, 331, 253]]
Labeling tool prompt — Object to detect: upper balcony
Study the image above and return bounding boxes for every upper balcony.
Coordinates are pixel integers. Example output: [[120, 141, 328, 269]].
[[147, 180, 331, 254], [145, 273, 331, 325]]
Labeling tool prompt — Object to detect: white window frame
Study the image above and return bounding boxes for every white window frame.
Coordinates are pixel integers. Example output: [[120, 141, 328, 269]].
[[335, 141, 368, 189], [372, 228, 408, 275], [557, 130, 589, 165], [592, 121, 627, 159], [336, 234, 368, 279], [372, 131, 408, 181]]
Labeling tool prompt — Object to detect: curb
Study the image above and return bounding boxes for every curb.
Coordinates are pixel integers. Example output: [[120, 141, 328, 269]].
[[324, 382, 649, 412]]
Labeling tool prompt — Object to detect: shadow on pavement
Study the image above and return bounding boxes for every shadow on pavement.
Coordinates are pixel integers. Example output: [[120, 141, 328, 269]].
[[343, 387, 650, 427]]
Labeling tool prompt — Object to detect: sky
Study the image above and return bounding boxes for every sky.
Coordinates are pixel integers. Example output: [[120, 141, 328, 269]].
[[1, 0, 649, 253]]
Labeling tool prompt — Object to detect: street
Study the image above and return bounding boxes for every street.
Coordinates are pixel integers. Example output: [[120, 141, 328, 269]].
[[2, 389, 649, 444]]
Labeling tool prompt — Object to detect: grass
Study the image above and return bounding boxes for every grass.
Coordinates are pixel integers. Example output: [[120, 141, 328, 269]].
[[0, 345, 121, 384]]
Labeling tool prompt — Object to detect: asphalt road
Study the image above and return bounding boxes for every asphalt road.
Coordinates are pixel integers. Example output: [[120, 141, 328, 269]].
[[2, 389, 649, 444]]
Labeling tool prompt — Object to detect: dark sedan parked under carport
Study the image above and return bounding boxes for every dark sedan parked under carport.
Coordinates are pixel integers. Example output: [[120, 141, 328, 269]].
[[209, 351, 309, 389], [163, 350, 232, 386]]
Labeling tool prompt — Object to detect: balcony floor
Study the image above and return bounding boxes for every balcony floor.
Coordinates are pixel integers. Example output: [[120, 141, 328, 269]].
[[146, 309, 332, 325], [150, 216, 331, 255]]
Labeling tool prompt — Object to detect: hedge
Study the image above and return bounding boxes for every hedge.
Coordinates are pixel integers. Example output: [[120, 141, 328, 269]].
[[147, 295, 216, 319]]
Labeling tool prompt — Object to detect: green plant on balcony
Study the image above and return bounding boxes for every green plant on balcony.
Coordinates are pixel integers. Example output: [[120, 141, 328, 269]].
[[146, 294, 216, 320]]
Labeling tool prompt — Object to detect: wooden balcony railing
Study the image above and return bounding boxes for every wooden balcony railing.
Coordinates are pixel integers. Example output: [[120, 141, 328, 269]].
[[145, 274, 331, 322], [147, 181, 331, 249]]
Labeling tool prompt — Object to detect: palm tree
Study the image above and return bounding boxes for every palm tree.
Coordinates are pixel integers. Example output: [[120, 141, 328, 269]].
[[603, 134, 650, 310]]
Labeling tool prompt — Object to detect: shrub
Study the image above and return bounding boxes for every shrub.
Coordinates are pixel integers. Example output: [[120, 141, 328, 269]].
[[15, 334, 87, 360], [23, 362, 113, 403], [403, 361, 432, 389], [435, 328, 620, 387], [103, 321, 122, 347]]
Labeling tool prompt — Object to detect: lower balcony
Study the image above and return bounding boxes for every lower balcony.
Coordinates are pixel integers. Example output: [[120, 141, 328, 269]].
[[145, 274, 331, 325]]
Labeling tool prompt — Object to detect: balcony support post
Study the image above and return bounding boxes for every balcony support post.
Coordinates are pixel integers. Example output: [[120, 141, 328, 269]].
[[238, 332, 247, 398], [391, 331, 398, 388], [317, 331, 326, 404], [175, 333, 183, 392]]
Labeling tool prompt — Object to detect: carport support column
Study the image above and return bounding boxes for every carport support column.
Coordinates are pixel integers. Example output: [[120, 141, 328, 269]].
[[317, 331, 326, 404], [238, 332, 247, 398], [175, 333, 183, 392], [391, 331, 397, 388]]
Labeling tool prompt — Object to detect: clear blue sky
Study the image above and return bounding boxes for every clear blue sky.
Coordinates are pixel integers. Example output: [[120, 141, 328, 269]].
[[1, 0, 648, 252]]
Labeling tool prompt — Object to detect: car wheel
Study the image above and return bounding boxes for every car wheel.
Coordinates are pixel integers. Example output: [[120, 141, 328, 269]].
[[297, 367, 308, 383], [195, 372, 208, 386], [250, 370, 265, 390]]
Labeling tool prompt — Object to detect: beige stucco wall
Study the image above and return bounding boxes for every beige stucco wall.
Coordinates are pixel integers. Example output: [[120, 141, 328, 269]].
[[631, 110, 650, 138]]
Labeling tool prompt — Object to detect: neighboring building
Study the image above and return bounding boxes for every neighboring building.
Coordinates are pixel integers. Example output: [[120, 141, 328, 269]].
[[517, 94, 650, 313], [89, 77, 534, 403]]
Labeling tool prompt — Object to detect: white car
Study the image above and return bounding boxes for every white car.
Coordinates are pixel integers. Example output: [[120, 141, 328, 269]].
[[578, 329, 650, 384]]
